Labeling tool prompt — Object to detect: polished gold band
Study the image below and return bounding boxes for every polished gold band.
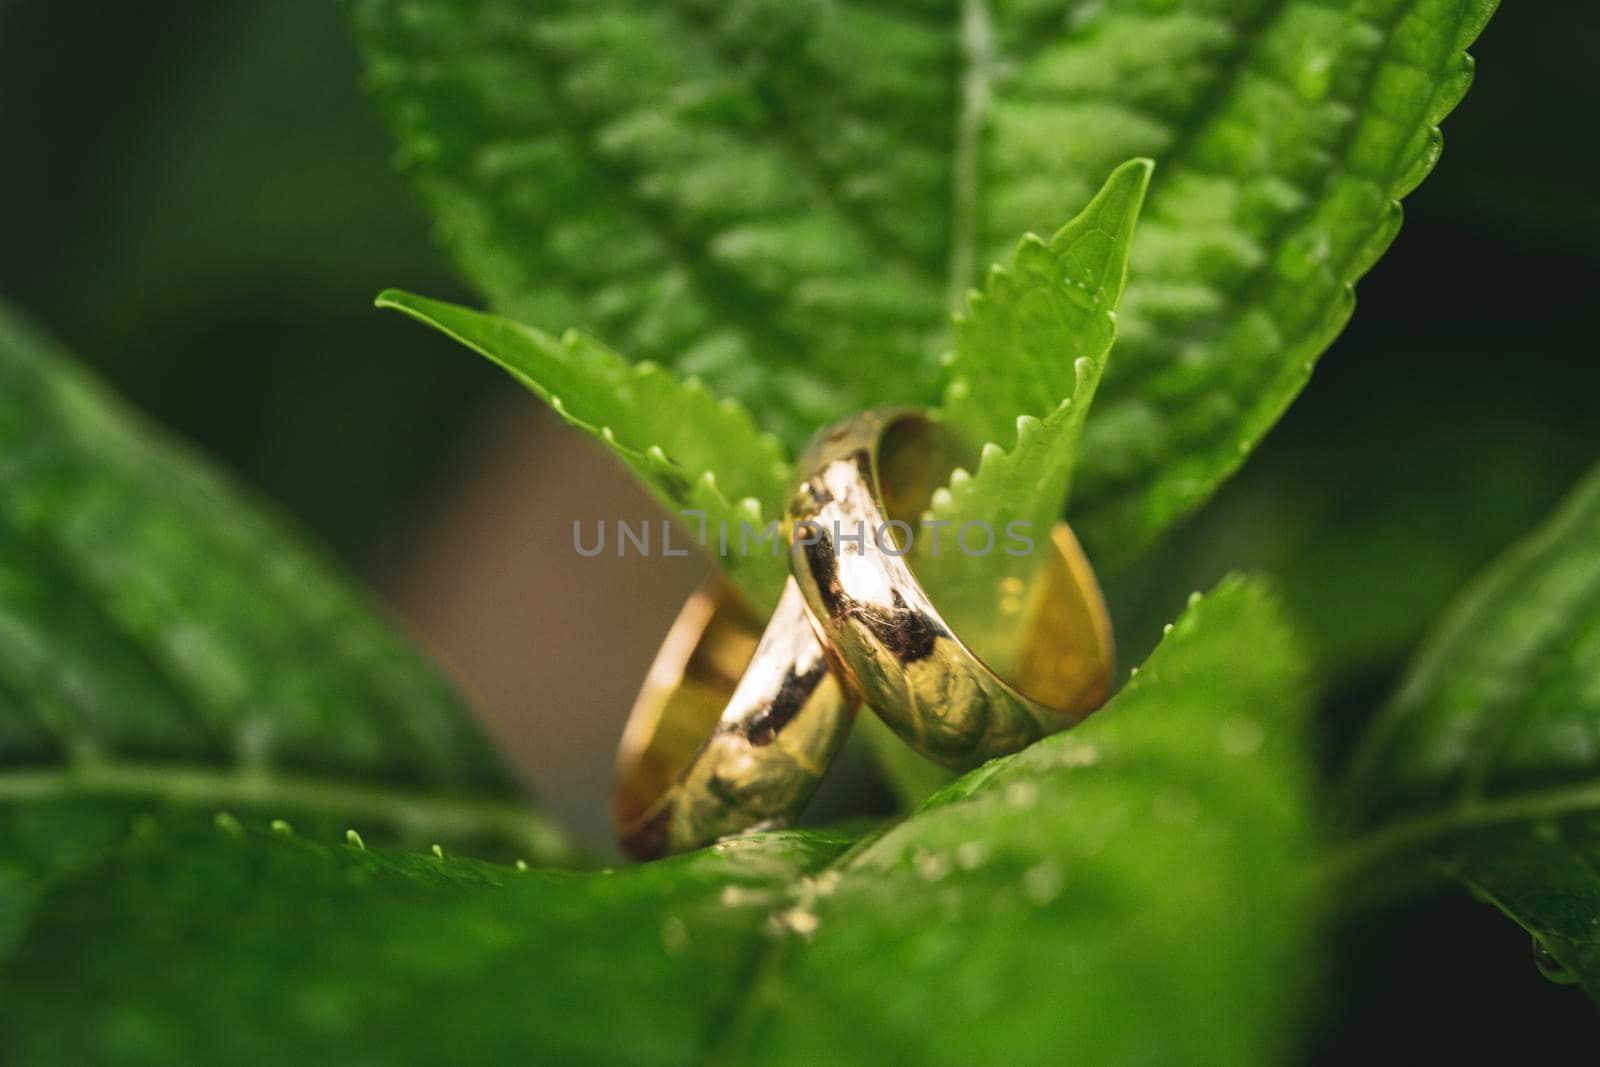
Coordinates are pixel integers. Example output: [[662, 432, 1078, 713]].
[[612, 578, 855, 859], [787, 409, 1114, 769], [615, 408, 1113, 856]]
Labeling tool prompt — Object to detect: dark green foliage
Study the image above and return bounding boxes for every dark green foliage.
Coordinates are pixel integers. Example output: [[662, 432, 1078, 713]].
[[1340, 462, 1600, 995]]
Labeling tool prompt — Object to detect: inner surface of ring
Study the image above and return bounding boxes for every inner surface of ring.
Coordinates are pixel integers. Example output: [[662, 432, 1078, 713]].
[[877, 414, 944, 533], [612, 586, 760, 828]]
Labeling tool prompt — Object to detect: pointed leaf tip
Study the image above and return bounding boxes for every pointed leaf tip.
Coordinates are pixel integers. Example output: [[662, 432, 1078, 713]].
[[373, 291, 792, 610]]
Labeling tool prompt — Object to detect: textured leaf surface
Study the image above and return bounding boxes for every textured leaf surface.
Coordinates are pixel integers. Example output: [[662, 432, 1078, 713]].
[[0, 819, 849, 1066], [939, 157, 1149, 461], [354, 0, 1495, 561], [351, 0, 955, 448], [0, 302, 568, 942], [724, 576, 1320, 1065], [377, 290, 792, 608], [1063, 0, 1496, 564], [917, 158, 1148, 672], [1340, 460, 1600, 997], [0, 576, 1317, 1064]]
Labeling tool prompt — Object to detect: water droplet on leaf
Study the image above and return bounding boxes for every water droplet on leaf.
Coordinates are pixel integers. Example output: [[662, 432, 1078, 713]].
[[956, 841, 989, 870], [1532, 937, 1580, 986], [661, 915, 691, 956], [1219, 716, 1265, 757], [772, 906, 820, 938], [914, 848, 951, 882], [1021, 861, 1064, 905], [1004, 781, 1038, 809]]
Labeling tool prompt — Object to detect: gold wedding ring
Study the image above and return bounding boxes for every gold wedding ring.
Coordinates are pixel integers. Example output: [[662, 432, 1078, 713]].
[[613, 578, 855, 859], [787, 409, 1114, 769], [615, 407, 1114, 856]]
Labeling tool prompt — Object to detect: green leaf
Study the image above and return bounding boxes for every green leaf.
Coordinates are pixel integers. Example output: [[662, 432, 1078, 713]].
[[723, 575, 1320, 1064], [1338, 459, 1600, 997], [1066, 0, 1497, 565], [0, 817, 850, 1065], [0, 576, 1316, 1064], [0, 301, 569, 922], [915, 158, 1149, 675], [353, 0, 1496, 557], [350, 0, 953, 449], [376, 289, 792, 609], [939, 157, 1150, 460]]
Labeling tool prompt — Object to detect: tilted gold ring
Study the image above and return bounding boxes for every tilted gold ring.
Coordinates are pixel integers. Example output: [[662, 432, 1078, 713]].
[[787, 409, 1114, 770], [613, 578, 855, 859]]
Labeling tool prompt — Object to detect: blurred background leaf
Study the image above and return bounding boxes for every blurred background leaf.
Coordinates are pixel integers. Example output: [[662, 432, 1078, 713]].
[[0, 817, 848, 1066], [0, 0, 479, 571], [0, 299, 572, 961], [1337, 460, 1600, 996]]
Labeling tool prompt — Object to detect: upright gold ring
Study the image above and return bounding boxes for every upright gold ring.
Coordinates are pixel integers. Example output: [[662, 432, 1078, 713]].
[[787, 409, 1114, 769], [613, 578, 855, 859]]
